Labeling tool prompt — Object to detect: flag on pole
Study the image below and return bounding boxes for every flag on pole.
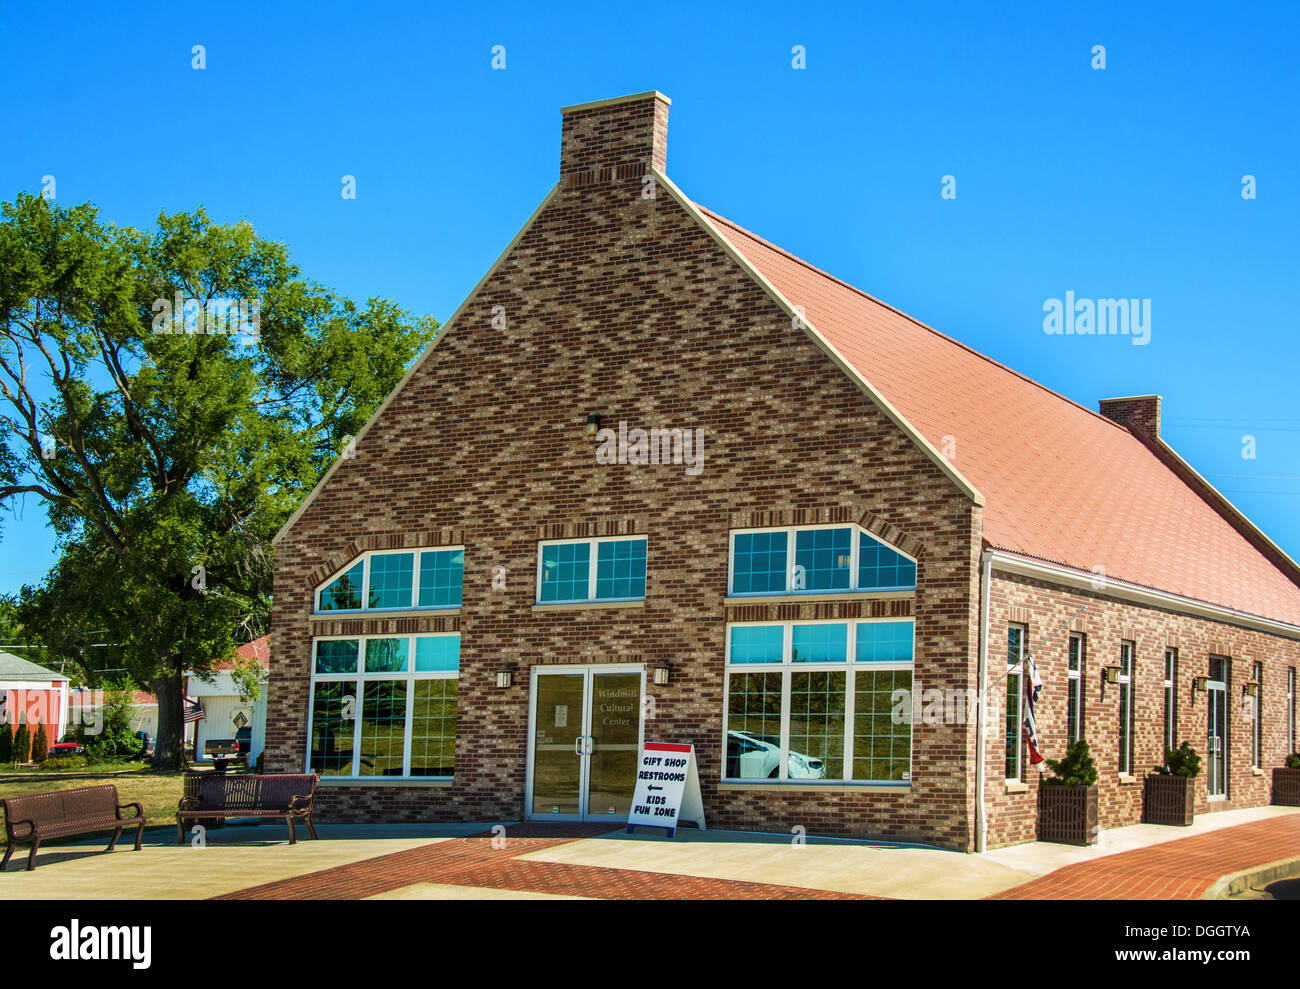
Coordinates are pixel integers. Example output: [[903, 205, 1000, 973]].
[[183, 698, 205, 725], [1023, 653, 1045, 765]]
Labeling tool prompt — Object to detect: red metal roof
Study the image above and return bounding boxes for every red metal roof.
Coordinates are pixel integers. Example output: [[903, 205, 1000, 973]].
[[697, 205, 1300, 626], [212, 635, 271, 671]]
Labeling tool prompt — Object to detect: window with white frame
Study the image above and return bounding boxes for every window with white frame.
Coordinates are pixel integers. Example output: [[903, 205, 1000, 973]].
[[723, 619, 914, 784], [1252, 661, 1264, 769], [536, 536, 647, 604], [728, 524, 916, 597], [308, 633, 459, 779], [1118, 641, 1135, 774], [1163, 648, 1178, 754], [1067, 633, 1085, 744], [1289, 667, 1297, 756], [1006, 625, 1026, 781], [315, 548, 464, 613]]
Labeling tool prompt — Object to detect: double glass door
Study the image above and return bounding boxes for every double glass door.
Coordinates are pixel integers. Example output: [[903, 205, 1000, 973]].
[[1207, 657, 1228, 799], [526, 665, 644, 821]]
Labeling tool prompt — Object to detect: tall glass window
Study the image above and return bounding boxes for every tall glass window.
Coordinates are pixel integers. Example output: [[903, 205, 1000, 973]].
[[1118, 641, 1135, 774], [724, 619, 914, 784], [308, 633, 459, 779], [1163, 649, 1178, 754], [1006, 625, 1026, 781], [1067, 633, 1085, 744], [1290, 668, 1297, 756]]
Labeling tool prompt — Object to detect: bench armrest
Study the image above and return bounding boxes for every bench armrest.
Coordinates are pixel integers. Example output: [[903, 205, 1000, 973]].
[[288, 793, 315, 812], [177, 796, 199, 812], [116, 802, 145, 821], [7, 818, 36, 841]]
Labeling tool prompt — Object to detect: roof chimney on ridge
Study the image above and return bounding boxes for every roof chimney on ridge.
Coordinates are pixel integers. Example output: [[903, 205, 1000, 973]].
[[559, 91, 670, 186], [1099, 395, 1162, 438]]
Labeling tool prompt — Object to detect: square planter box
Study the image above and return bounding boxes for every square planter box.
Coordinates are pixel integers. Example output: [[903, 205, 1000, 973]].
[[1143, 773, 1195, 825], [1273, 767, 1300, 807], [1037, 784, 1099, 846]]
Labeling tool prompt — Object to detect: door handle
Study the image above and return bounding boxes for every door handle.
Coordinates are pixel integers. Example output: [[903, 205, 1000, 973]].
[[574, 736, 584, 756], [587, 735, 596, 755]]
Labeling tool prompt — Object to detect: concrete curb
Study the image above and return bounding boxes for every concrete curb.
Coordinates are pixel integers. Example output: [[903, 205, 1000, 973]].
[[1202, 854, 1300, 899]]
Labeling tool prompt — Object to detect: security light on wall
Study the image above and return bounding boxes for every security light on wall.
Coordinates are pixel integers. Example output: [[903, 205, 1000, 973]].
[[585, 412, 602, 437], [1243, 680, 1260, 697], [653, 665, 671, 685], [1103, 665, 1121, 685], [495, 671, 513, 688], [1193, 674, 1211, 692]]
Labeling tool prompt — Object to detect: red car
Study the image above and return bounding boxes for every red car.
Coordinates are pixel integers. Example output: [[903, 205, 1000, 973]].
[[48, 742, 86, 757]]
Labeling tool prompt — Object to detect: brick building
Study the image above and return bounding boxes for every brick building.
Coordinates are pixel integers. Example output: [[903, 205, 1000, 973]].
[[266, 92, 1300, 851]]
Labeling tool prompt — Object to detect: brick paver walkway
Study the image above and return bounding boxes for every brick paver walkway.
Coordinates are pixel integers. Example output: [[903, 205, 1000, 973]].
[[989, 812, 1300, 899], [216, 823, 874, 900]]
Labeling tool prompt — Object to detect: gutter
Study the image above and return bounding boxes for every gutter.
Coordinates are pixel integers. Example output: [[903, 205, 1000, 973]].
[[975, 548, 992, 853]]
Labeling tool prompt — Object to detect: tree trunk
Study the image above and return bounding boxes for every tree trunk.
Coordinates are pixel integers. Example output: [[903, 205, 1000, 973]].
[[149, 667, 186, 770]]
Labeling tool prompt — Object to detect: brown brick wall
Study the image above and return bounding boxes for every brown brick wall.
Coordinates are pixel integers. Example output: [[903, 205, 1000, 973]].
[[984, 570, 1300, 848], [269, 95, 984, 850]]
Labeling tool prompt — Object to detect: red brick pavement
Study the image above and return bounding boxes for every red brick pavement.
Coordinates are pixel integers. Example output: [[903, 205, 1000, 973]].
[[989, 812, 1300, 899], [215, 823, 875, 900]]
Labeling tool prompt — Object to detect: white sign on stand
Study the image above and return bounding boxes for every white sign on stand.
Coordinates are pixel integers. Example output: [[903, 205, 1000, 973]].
[[626, 742, 706, 837]]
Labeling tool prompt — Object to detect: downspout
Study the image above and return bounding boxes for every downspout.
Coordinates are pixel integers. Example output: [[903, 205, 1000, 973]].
[[974, 547, 993, 853]]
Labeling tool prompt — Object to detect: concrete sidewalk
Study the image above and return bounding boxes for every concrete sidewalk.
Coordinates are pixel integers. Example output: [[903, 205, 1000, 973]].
[[3, 807, 1297, 899]]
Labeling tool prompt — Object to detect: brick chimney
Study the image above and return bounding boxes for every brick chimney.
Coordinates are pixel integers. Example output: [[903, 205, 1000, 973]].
[[559, 91, 670, 187], [1099, 395, 1162, 437]]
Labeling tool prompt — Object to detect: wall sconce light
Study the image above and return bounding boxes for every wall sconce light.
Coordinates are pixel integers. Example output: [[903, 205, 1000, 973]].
[[495, 671, 513, 689], [1193, 675, 1210, 692], [1103, 665, 1121, 685], [585, 412, 602, 438], [653, 666, 671, 686], [1243, 680, 1260, 698]]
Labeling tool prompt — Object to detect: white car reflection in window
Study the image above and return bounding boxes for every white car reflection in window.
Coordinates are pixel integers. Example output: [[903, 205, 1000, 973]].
[[726, 730, 826, 779]]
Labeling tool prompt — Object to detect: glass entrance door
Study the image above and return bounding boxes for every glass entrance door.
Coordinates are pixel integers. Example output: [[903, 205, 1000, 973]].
[[1207, 657, 1228, 800], [527, 666, 644, 821]]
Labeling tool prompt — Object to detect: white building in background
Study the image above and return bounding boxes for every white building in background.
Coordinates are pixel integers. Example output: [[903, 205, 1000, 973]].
[[185, 635, 270, 765]]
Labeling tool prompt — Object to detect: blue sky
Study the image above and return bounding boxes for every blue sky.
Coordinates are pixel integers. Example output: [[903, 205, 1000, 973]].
[[1, 1, 1298, 595]]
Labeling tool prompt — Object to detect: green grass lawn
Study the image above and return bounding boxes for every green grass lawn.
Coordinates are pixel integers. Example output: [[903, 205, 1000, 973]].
[[0, 765, 185, 845]]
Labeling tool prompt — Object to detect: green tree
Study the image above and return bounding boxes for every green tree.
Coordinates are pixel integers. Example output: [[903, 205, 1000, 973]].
[[12, 722, 30, 764], [1042, 739, 1098, 787], [31, 721, 48, 762], [78, 682, 138, 761], [0, 193, 437, 767]]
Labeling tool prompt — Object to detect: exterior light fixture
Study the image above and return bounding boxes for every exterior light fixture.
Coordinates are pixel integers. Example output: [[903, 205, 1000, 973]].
[[495, 671, 513, 689], [653, 665, 670, 686], [1103, 665, 1121, 685], [585, 412, 602, 437], [1193, 674, 1211, 692], [1243, 680, 1260, 698]]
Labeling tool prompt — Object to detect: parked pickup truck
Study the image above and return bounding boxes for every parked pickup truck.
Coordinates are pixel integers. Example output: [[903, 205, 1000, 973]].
[[203, 726, 252, 771]]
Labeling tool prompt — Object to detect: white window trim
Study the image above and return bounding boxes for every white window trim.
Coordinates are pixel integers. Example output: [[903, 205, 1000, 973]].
[[1252, 661, 1264, 770], [534, 535, 647, 605], [1006, 624, 1026, 782], [313, 546, 465, 614], [307, 632, 460, 780], [727, 523, 917, 598], [722, 617, 915, 786], [1163, 648, 1178, 753], [1067, 633, 1085, 744], [1118, 641, 1135, 775], [1289, 668, 1297, 755]]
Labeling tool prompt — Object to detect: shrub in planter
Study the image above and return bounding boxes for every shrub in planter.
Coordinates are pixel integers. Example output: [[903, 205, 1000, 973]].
[[1274, 753, 1300, 807], [1037, 740, 1100, 846], [31, 723, 49, 763], [12, 723, 31, 764], [1144, 741, 1199, 825], [0, 723, 11, 763]]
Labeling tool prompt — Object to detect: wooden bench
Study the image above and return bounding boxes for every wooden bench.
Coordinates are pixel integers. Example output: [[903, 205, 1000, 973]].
[[176, 773, 319, 845], [2, 785, 146, 872]]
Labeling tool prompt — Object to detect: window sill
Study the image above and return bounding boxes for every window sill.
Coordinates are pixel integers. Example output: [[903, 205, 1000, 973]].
[[1004, 780, 1029, 793], [1252, 767, 1264, 777], [724, 591, 914, 605], [1118, 773, 1138, 786], [532, 600, 645, 613], [717, 782, 910, 793], [316, 778, 453, 787], [312, 608, 460, 620]]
